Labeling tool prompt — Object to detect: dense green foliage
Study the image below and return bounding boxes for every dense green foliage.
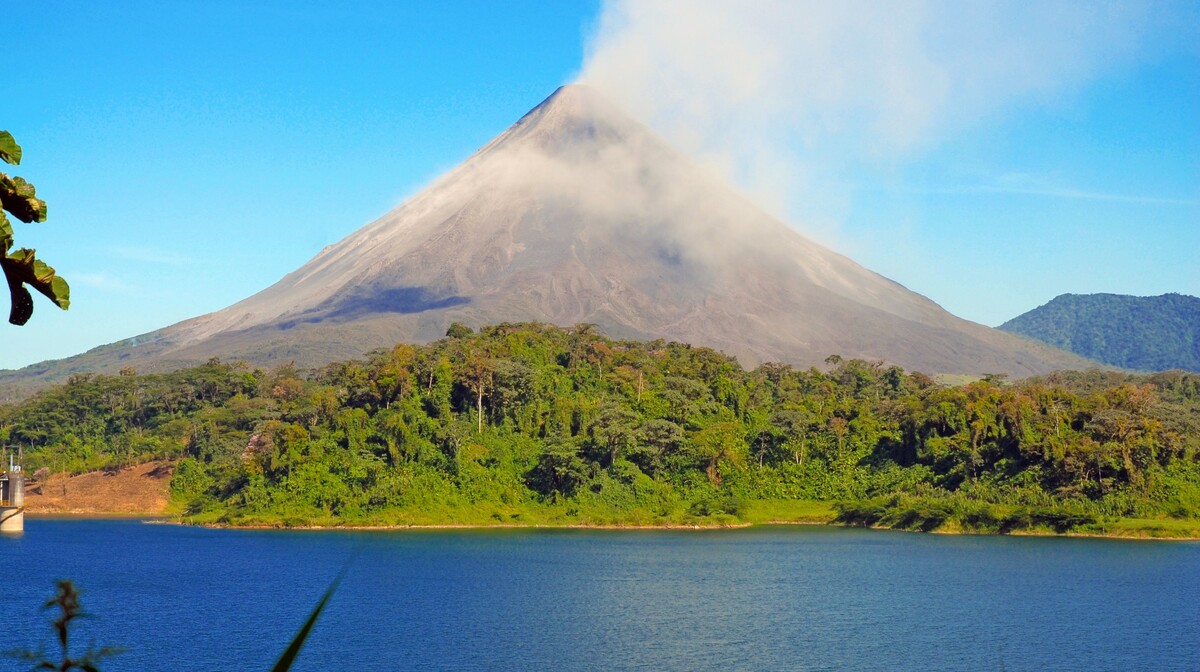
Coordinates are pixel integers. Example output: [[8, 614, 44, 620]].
[[1000, 292, 1200, 373], [0, 130, 70, 326], [3, 323, 1199, 533]]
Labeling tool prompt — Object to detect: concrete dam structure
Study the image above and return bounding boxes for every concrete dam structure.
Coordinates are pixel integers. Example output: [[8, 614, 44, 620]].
[[0, 453, 24, 534]]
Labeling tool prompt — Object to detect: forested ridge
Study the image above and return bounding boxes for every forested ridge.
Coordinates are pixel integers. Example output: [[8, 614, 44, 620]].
[[4, 323, 1199, 535], [999, 292, 1200, 372]]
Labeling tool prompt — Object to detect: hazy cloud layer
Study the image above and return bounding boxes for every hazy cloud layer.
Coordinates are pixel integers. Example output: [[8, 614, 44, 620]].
[[109, 245, 196, 266], [579, 0, 1172, 242], [72, 272, 137, 294]]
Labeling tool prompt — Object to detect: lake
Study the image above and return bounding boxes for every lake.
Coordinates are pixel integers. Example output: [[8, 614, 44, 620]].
[[2, 519, 1197, 671]]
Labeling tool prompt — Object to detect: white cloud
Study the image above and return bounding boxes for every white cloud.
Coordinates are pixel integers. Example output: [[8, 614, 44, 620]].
[[71, 272, 138, 293], [579, 0, 1177, 242], [108, 245, 195, 266], [911, 173, 1200, 206], [979, 184, 1198, 207]]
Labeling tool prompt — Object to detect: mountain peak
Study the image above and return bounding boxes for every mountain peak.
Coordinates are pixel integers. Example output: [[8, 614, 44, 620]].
[[0, 85, 1098, 391], [489, 83, 641, 155], [544, 83, 606, 106], [528, 84, 613, 119]]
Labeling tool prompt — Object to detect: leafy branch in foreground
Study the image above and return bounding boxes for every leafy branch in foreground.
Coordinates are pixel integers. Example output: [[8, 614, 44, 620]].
[[9, 580, 123, 672], [0, 130, 69, 325], [272, 559, 353, 672], [12, 569, 347, 672]]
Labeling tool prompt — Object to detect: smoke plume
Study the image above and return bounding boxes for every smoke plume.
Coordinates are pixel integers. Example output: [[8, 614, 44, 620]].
[[579, 0, 1168, 244]]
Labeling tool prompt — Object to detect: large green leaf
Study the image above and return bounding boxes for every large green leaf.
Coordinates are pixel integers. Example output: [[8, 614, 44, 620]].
[[0, 209, 12, 251], [2, 247, 70, 312], [0, 131, 20, 165], [0, 172, 47, 223], [0, 132, 66, 328], [7, 282, 31, 325]]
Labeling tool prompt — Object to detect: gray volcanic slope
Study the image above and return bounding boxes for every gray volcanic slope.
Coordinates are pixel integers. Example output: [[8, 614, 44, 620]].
[[4, 85, 1091, 388]]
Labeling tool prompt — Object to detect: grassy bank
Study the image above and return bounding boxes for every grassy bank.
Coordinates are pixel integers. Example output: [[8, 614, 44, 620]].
[[833, 494, 1200, 539], [177, 498, 836, 529], [169, 497, 1200, 540]]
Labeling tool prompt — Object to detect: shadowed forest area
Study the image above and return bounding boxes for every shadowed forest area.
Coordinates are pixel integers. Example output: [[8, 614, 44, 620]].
[[3, 323, 1198, 536]]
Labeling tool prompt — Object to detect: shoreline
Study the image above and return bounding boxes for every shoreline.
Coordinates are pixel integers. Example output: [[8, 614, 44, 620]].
[[198, 522, 1200, 541], [26, 511, 1200, 541], [27, 511, 169, 519]]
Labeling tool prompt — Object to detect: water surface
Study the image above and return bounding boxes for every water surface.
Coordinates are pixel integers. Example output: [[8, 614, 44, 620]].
[[3, 519, 1197, 671]]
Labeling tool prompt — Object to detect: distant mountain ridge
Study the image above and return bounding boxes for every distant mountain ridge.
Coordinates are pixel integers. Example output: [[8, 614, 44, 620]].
[[0, 85, 1094, 397], [999, 293, 1200, 372]]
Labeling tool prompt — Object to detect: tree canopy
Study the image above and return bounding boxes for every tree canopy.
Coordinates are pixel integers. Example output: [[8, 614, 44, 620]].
[[1000, 293, 1200, 373], [4, 323, 1198, 534]]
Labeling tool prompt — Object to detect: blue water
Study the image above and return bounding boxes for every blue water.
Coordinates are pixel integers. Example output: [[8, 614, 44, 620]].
[[1, 520, 1197, 671]]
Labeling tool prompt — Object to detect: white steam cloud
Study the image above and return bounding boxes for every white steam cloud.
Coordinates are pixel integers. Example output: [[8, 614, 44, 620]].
[[579, 0, 1165, 243]]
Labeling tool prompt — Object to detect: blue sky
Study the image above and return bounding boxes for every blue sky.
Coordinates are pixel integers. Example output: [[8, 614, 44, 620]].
[[839, 48, 1200, 323], [3, 1, 1197, 369]]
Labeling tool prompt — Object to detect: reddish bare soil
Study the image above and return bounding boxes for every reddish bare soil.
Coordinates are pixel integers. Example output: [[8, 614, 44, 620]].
[[24, 462, 172, 515]]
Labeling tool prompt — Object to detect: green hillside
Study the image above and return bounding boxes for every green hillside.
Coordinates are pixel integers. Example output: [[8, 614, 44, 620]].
[[999, 293, 1200, 372]]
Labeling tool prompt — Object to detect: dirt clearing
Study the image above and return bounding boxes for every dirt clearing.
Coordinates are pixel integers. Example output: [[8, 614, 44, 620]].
[[24, 462, 172, 515]]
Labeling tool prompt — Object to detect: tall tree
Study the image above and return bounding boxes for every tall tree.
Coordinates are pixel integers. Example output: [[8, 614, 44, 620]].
[[459, 349, 494, 433]]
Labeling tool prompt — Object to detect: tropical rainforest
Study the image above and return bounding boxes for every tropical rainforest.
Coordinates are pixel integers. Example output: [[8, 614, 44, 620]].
[[4, 323, 1199, 537]]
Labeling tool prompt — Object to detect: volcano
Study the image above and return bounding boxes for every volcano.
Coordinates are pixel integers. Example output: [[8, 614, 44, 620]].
[[6, 85, 1091, 386]]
